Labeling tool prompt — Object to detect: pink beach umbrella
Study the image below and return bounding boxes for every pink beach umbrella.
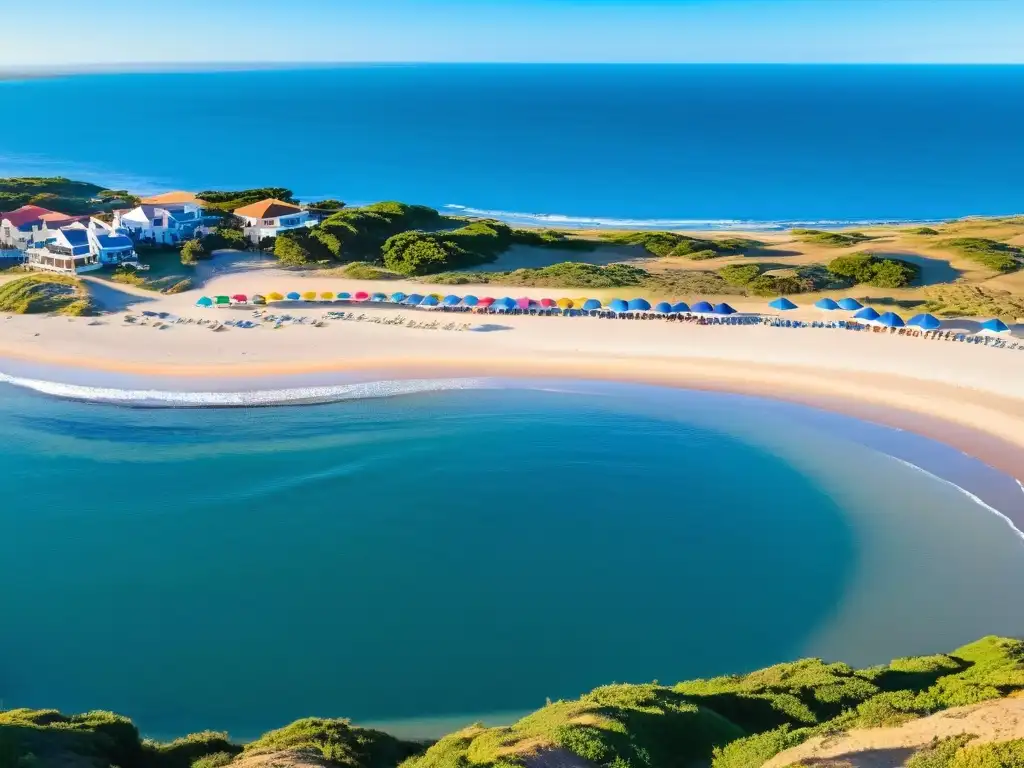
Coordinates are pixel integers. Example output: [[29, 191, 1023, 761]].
[[354, 291, 370, 301], [539, 298, 556, 308], [516, 297, 531, 309]]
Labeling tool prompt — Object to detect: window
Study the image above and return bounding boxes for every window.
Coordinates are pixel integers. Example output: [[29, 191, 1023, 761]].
[[262, 219, 276, 226]]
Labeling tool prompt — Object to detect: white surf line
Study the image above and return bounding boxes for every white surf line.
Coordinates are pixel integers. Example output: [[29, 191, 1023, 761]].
[[890, 455, 1024, 544]]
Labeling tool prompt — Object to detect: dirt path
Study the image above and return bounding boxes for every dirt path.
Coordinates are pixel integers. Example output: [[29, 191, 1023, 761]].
[[764, 697, 1024, 767]]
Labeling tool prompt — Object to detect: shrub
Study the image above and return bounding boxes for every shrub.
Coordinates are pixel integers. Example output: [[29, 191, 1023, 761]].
[[202, 228, 248, 252], [942, 238, 1022, 273], [827, 252, 919, 287], [908, 226, 941, 235], [244, 718, 420, 768], [602, 231, 757, 259], [792, 228, 873, 247], [719, 264, 761, 286], [0, 274, 86, 313], [165, 278, 193, 294], [179, 239, 205, 265]]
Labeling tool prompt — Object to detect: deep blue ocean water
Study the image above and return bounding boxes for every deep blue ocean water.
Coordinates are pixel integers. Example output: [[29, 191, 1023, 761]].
[[1, 65, 1023, 226], [1, 379, 1023, 740]]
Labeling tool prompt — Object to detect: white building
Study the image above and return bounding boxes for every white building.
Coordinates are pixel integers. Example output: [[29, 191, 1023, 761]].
[[0, 205, 86, 251], [25, 227, 101, 274], [114, 191, 210, 245], [86, 219, 137, 265], [233, 199, 313, 244]]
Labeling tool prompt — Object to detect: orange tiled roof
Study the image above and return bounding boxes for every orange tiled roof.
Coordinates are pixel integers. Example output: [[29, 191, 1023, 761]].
[[233, 198, 303, 220], [140, 191, 203, 205]]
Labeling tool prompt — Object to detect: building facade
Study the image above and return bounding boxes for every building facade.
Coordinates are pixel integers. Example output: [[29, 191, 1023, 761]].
[[25, 227, 101, 274], [233, 199, 313, 244]]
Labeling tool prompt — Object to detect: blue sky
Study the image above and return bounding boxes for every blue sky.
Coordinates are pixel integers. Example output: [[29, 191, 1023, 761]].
[[4, 0, 1023, 66]]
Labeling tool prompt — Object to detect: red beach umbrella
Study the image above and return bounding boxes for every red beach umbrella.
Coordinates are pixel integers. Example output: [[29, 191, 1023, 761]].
[[477, 297, 495, 307], [231, 294, 247, 303], [354, 291, 370, 301], [539, 298, 556, 308]]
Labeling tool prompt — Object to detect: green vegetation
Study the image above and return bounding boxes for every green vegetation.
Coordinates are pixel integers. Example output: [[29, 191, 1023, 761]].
[[908, 226, 941, 236], [827, 252, 920, 288], [792, 228, 874, 247], [317, 202, 456, 262], [941, 238, 1023, 273], [509, 228, 599, 251], [201, 227, 249, 253], [382, 221, 512, 275], [0, 177, 138, 215], [430, 262, 648, 288], [0, 273, 93, 315], [179, 239, 206, 266], [718, 264, 761, 286], [906, 735, 1024, 767], [601, 231, 759, 259], [244, 719, 420, 768], [337, 262, 399, 280], [923, 285, 1024, 319], [307, 199, 346, 211], [195, 188, 297, 214]]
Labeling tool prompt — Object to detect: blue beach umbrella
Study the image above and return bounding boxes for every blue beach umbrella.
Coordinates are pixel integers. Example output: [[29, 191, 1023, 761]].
[[286, 291, 301, 301], [443, 295, 462, 306], [390, 292, 407, 303], [582, 299, 602, 311], [980, 318, 1010, 334], [627, 298, 651, 312], [420, 295, 440, 307], [854, 307, 880, 322], [713, 302, 737, 315], [608, 299, 629, 313], [908, 313, 941, 331], [671, 301, 690, 314], [769, 297, 797, 311], [691, 300, 714, 313], [838, 298, 863, 311], [876, 311, 905, 328], [493, 297, 516, 310], [653, 301, 673, 314], [815, 298, 840, 311], [371, 292, 388, 302], [462, 295, 479, 307], [404, 294, 424, 305], [338, 292, 352, 300], [196, 296, 213, 308]]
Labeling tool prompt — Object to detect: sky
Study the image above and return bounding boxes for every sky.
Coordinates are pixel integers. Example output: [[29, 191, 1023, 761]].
[[3, 0, 1023, 67]]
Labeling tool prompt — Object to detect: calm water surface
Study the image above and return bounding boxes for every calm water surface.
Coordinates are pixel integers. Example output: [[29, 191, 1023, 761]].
[[1, 381, 1023, 739]]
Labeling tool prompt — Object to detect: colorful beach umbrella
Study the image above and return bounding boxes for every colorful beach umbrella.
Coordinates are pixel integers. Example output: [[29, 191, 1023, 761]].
[[691, 301, 714, 313], [354, 291, 370, 301], [627, 298, 651, 312], [267, 292, 284, 301], [608, 299, 629, 313], [463, 295, 479, 307], [421, 295, 440, 307], [391, 292, 407, 303], [671, 302, 690, 314], [980, 318, 1010, 334], [908, 313, 941, 331], [477, 297, 495, 307], [443, 294, 462, 306], [838, 298, 863, 311], [769, 297, 798, 311], [539, 298, 556, 308], [582, 299, 602, 311], [231, 294, 247, 303], [653, 301, 673, 314], [574, 297, 589, 307], [286, 291, 301, 301], [371, 292, 388, 302], [815, 298, 840, 311], [302, 291, 317, 301], [854, 307, 880, 322], [338, 292, 351, 300], [404, 294, 425, 305], [320, 291, 335, 300], [713, 302, 737, 315], [876, 311, 905, 328], [493, 297, 516, 310], [215, 295, 230, 305], [556, 298, 574, 309], [196, 296, 213, 308], [252, 295, 267, 305], [516, 297, 531, 309]]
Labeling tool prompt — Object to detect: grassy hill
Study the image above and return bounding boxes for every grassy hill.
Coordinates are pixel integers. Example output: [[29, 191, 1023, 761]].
[[0, 273, 94, 315], [0, 177, 138, 216], [4, 636, 1024, 768]]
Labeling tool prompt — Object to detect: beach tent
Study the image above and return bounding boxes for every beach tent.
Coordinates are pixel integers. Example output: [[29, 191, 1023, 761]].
[[691, 301, 714, 313], [908, 313, 941, 331], [404, 294, 425, 305], [267, 292, 284, 301], [854, 307, 880, 322], [628, 298, 651, 312], [371, 292, 388, 302], [769, 297, 798, 311], [252, 295, 267, 305], [876, 311, 905, 328], [463, 295, 479, 307], [539, 298, 557, 308], [980, 318, 1011, 334], [215, 296, 230, 306], [421, 295, 440, 307], [391, 292, 407, 303], [286, 291, 301, 301], [320, 292, 335, 301], [302, 291, 317, 301], [815, 298, 840, 311], [338, 292, 352, 300], [653, 301, 673, 314], [516, 297, 531, 309], [477, 297, 495, 308], [672, 302, 690, 314], [231, 294, 247, 304], [608, 299, 629, 313], [838, 298, 863, 311], [443, 295, 462, 306], [713, 303, 737, 315], [196, 296, 213, 308], [556, 298, 574, 309], [582, 299, 602, 311], [354, 291, 370, 301]]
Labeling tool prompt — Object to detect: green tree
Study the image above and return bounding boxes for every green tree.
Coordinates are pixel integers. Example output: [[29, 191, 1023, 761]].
[[179, 239, 205, 266], [274, 232, 313, 265]]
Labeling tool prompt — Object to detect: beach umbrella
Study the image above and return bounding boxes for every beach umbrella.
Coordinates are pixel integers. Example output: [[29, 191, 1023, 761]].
[[493, 297, 516, 310], [627, 298, 651, 312], [876, 311, 905, 328], [574, 297, 590, 307], [838, 298, 863, 311], [556, 298, 574, 309], [302, 291, 318, 301], [196, 296, 213, 308], [540, 298, 557, 308], [404, 294, 425, 305], [477, 297, 495, 308], [463, 295, 479, 307], [582, 299, 602, 311], [713, 302, 737, 315], [980, 318, 1010, 334], [428, 293, 444, 301], [653, 301, 673, 314], [320, 291, 335, 301], [908, 313, 941, 331], [371, 292, 388, 302], [815, 298, 840, 311], [354, 291, 370, 301], [443, 294, 462, 306], [252, 295, 267, 305], [421, 295, 440, 307], [769, 297, 798, 311], [854, 307, 880, 322], [672, 302, 690, 314], [338, 292, 351, 300], [608, 299, 629, 313], [215, 296, 230, 306], [231, 294, 247, 303], [691, 301, 714, 313], [516, 297, 531, 309], [267, 292, 284, 301], [286, 291, 301, 301], [391, 292, 407, 303]]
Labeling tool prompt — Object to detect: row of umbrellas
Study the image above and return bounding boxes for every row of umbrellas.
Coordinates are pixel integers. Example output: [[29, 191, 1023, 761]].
[[769, 296, 1011, 333]]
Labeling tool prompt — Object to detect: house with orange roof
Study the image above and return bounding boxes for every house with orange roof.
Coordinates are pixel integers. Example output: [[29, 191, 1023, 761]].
[[0, 205, 87, 251], [233, 198, 313, 244], [114, 191, 210, 245]]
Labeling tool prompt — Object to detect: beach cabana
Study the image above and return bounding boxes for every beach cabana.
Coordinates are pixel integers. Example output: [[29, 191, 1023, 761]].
[[354, 291, 370, 301], [815, 298, 840, 311], [876, 311, 905, 328], [215, 296, 230, 306], [908, 313, 941, 331], [391, 292, 407, 303], [609, 299, 629, 313], [979, 318, 1011, 334], [252, 295, 267, 305], [231, 294, 247, 304], [556, 298, 574, 309], [691, 301, 714, 313], [302, 291, 317, 301], [769, 297, 797, 311], [713, 302, 737, 315], [371, 292, 388, 302], [443, 295, 462, 306], [627, 298, 651, 312], [838, 298, 863, 311], [421, 295, 440, 307], [196, 296, 213, 308], [672, 302, 690, 314], [854, 307, 880, 322], [539, 298, 556, 308], [404, 294, 425, 305], [477, 297, 495, 308], [286, 291, 301, 301], [653, 301, 673, 314], [582, 299, 602, 311], [463, 295, 479, 307]]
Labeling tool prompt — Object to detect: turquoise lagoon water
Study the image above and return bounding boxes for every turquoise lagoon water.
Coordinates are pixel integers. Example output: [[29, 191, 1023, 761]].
[[1, 378, 1023, 740]]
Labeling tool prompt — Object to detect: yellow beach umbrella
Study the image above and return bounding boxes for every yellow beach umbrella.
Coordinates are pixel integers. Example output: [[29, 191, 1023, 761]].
[[321, 291, 335, 300], [267, 292, 284, 301], [574, 297, 590, 307], [556, 298, 574, 309], [302, 291, 318, 301], [428, 293, 444, 301]]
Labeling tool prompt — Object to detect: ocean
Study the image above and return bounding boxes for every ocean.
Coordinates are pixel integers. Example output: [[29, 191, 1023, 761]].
[[1, 378, 1023, 740], [1, 65, 1023, 227]]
